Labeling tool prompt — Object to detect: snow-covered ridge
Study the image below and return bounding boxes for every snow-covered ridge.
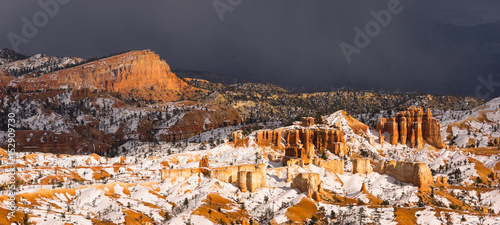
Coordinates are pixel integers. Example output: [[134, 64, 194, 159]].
[[0, 53, 85, 77]]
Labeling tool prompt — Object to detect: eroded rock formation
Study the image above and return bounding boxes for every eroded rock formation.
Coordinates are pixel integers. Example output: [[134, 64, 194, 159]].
[[161, 168, 201, 179], [199, 155, 209, 168], [352, 158, 373, 175], [435, 176, 448, 185], [291, 173, 322, 200], [14, 130, 112, 155], [312, 158, 344, 175], [9, 50, 202, 102], [374, 160, 433, 188], [376, 107, 445, 149], [162, 162, 266, 192], [237, 170, 264, 192], [489, 137, 500, 147], [255, 119, 347, 160], [199, 155, 210, 175], [253, 126, 348, 166], [0, 50, 242, 154], [301, 117, 315, 127]]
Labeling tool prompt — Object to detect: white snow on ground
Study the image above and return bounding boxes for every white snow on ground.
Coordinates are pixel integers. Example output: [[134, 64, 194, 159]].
[[1, 107, 500, 224]]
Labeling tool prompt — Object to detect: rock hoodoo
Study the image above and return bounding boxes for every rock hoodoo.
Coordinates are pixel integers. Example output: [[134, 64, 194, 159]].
[[352, 158, 373, 174], [435, 176, 448, 186], [376, 107, 445, 149], [301, 117, 315, 127], [252, 117, 348, 167], [290, 173, 322, 201]]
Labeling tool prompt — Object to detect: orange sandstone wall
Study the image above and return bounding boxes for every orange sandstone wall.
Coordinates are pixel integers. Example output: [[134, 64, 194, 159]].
[[10, 50, 202, 102], [312, 158, 344, 175], [291, 173, 321, 200], [352, 158, 373, 175], [374, 160, 433, 188]]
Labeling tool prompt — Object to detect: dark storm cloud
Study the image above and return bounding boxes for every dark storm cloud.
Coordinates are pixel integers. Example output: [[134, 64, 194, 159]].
[[1, 0, 500, 98]]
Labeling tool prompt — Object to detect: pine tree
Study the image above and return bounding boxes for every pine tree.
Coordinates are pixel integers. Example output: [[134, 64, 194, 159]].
[[372, 208, 382, 225], [358, 207, 366, 225]]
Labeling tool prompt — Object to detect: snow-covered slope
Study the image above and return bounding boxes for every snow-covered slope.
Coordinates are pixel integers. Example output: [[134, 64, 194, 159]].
[[0, 53, 84, 77], [1, 108, 500, 224], [436, 97, 500, 148]]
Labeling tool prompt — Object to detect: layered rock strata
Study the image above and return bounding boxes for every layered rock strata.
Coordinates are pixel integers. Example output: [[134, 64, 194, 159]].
[[160, 162, 266, 192], [290, 173, 322, 200], [374, 160, 433, 188], [312, 158, 344, 174], [352, 158, 373, 174], [8, 50, 202, 102], [254, 124, 347, 166]]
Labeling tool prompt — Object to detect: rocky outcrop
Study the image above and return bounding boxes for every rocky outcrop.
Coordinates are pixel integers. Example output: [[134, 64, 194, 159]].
[[161, 163, 266, 192], [8, 50, 202, 102], [376, 107, 445, 149], [489, 170, 500, 179], [257, 126, 349, 166], [378, 130, 385, 145], [352, 158, 373, 174], [255, 129, 284, 149], [233, 131, 243, 143], [283, 145, 315, 165], [312, 158, 344, 175], [0, 51, 242, 155], [256, 126, 346, 156], [421, 109, 445, 149], [286, 158, 305, 168], [291, 173, 321, 200], [154, 104, 241, 143], [199, 155, 209, 168], [374, 160, 433, 188], [301, 117, 315, 127], [209, 164, 266, 192], [199, 155, 210, 175], [238, 170, 264, 192], [12, 130, 112, 155], [488, 138, 500, 147], [435, 176, 448, 185], [161, 168, 201, 179]]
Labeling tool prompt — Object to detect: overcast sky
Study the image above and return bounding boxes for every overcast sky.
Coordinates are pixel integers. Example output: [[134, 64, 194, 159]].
[[1, 0, 500, 99]]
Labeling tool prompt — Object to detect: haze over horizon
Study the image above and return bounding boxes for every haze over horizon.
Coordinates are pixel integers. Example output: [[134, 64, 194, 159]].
[[2, 0, 500, 99]]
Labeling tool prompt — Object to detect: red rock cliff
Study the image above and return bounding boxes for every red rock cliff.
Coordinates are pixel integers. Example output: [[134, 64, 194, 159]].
[[11, 50, 203, 102]]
